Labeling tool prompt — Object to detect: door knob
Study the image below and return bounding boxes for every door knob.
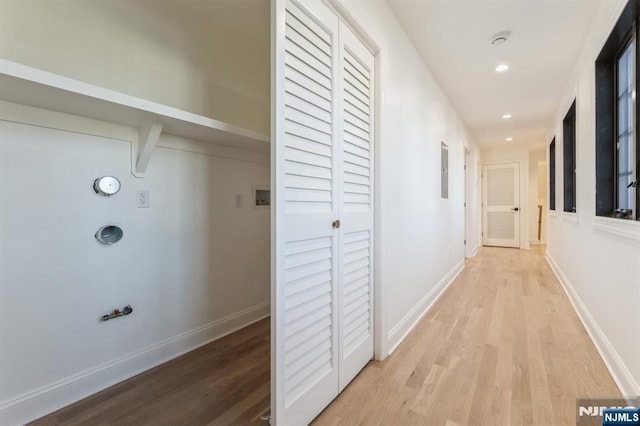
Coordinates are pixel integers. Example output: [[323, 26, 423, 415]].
[[332, 220, 341, 229], [512, 207, 519, 211]]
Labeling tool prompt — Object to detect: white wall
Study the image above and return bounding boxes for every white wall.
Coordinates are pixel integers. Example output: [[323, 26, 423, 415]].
[[466, 148, 482, 257], [529, 149, 546, 244], [0, 107, 270, 423], [481, 145, 530, 249], [0, 0, 270, 135], [336, 0, 482, 356], [546, 0, 640, 396]]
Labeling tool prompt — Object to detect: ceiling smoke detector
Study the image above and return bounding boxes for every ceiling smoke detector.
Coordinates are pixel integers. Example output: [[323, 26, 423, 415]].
[[491, 31, 511, 46]]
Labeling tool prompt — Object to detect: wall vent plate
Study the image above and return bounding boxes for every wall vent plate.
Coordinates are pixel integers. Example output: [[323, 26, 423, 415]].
[[95, 225, 124, 245], [93, 176, 121, 196], [253, 185, 271, 209]]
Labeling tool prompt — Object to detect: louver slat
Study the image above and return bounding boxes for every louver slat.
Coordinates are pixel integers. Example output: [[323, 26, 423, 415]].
[[342, 231, 371, 355], [343, 49, 371, 213]]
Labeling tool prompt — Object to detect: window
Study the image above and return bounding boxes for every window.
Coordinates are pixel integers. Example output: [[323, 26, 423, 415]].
[[595, 0, 639, 220], [563, 101, 577, 213], [617, 39, 635, 214], [550, 138, 556, 211]]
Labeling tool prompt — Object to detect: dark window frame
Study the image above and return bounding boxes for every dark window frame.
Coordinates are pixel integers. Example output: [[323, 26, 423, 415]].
[[550, 138, 556, 211], [595, 0, 640, 220], [563, 101, 577, 213]]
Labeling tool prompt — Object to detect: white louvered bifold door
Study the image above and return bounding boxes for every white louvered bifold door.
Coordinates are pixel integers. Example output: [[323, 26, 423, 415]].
[[273, 1, 375, 424], [272, 1, 340, 425], [482, 163, 520, 248], [337, 21, 374, 392]]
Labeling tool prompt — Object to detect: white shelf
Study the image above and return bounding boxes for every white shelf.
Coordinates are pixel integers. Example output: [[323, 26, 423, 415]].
[[0, 59, 270, 176]]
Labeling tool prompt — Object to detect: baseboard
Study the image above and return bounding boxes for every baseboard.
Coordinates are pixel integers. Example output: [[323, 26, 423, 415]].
[[387, 259, 465, 355], [469, 246, 479, 258], [545, 253, 640, 397], [0, 301, 270, 426]]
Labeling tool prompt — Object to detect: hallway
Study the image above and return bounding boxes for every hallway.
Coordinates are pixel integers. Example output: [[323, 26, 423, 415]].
[[314, 246, 620, 425], [2, 2, 640, 424]]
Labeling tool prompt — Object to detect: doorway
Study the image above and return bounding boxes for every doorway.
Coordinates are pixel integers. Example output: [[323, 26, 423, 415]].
[[271, 1, 377, 424], [464, 148, 473, 257], [482, 163, 521, 248]]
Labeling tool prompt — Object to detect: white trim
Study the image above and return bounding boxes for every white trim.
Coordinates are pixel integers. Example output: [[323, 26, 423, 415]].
[[387, 260, 464, 355], [561, 212, 579, 223], [468, 246, 479, 258], [0, 100, 269, 165], [270, 0, 285, 423], [324, 0, 381, 54], [158, 135, 270, 165], [373, 47, 386, 361], [592, 216, 640, 243], [545, 253, 640, 397], [0, 302, 270, 426], [548, 210, 559, 218], [0, 99, 135, 142]]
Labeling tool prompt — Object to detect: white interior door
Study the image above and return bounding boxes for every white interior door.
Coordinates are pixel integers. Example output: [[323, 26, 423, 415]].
[[272, 1, 340, 424], [338, 21, 374, 391], [273, 1, 375, 424], [482, 163, 520, 248]]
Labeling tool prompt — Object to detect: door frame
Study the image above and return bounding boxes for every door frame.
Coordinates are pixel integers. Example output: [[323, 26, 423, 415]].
[[481, 159, 529, 249], [270, 0, 383, 424], [464, 148, 472, 258]]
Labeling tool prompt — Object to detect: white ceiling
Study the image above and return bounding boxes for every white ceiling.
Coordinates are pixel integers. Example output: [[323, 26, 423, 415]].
[[385, 0, 603, 149]]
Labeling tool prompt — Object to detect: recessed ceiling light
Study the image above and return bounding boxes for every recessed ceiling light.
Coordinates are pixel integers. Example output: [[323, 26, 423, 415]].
[[491, 31, 511, 46], [495, 64, 509, 73], [502, 114, 512, 119], [506, 137, 513, 142]]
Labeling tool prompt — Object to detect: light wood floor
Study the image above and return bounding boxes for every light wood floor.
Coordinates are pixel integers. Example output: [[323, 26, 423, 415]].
[[30, 318, 270, 426], [314, 246, 620, 426], [32, 246, 619, 425]]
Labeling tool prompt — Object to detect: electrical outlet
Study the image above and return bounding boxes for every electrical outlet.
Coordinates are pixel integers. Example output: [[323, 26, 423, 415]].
[[137, 190, 150, 208], [235, 193, 243, 208]]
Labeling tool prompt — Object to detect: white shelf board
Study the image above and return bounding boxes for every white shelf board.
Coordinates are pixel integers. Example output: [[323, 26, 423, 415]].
[[0, 59, 270, 152]]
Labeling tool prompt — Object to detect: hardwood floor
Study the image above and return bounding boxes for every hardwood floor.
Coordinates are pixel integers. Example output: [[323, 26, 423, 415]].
[[314, 246, 620, 426], [30, 319, 270, 426], [31, 246, 619, 425]]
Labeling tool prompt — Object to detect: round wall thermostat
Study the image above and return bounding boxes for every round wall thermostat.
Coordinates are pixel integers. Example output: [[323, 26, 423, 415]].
[[95, 225, 124, 245], [93, 176, 121, 196]]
